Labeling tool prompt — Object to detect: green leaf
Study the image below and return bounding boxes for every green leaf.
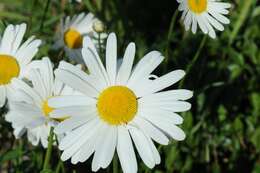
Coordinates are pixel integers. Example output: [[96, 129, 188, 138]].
[[250, 127, 260, 152], [0, 149, 23, 164]]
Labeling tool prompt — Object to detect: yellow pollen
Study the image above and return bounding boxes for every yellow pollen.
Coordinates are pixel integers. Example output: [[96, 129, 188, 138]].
[[42, 98, 69, 122], [0, 55, 20, 85], [64, 28, 83, 49], [188, 0, 207, 14], [97, 86, 138, 125]]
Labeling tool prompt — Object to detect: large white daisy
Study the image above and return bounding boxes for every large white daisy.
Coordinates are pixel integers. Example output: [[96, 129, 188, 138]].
[[177, 0, 231, 38], [54, 12, 106, 63], [5, 58, 79, 147], [48, 33, 193, 173], [0, 23, 41, 107]]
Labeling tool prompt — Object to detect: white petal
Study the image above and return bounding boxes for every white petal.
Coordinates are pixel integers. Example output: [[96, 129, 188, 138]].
[[77, 138, 96, 163], [140, 89, 193, 103], [28, 69, 47, 100], [139, 107, 184, 125], [191, 14, 198, 34], [81, 40, 109, 89], [197, 15, 208, 34], [0, 24, 14, 53], [138, 70, 185, 97], [60, 118, 100, 160], [117, 126, 137, 173], [92, 124, 117, 171], [129, 127, 155, 168], [41, 57, 54, 96], [9, 102, 42, 118], [48, 95, 96, 108], [208, 9, 230, 24], [55, 68, 99, 98], [144, 118, 186, 141], [132, 116, 169, 145], [58, 61, 103, 92], [12, 23, 27, 55], [15, 38, 42, 66], [204, 13, 224, 31], [127, 51, 163, 87], [50, 105, 96, 118], [105, 33, 117, 85], [140, 100, 191, 112], [54, 115, 94, 134], [11, 78, 42, 107], [116, 42, 136, 85]]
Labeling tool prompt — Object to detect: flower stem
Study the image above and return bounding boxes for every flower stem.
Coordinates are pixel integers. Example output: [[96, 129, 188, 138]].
[[179, 35, 207, 88], [42, 126, 55, 170], [54, 134, 66, 173], [164, 10, 179, 70], [229, 0, 254, 45], [40, 0, 51, 32]]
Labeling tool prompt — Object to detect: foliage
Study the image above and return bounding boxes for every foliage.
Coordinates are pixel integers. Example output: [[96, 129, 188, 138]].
[[0, 0, 260, 172]]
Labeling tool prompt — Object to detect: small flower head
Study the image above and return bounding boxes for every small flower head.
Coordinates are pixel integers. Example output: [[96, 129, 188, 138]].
[[54, 13, 107, 63], [177, 0, 231, 38]]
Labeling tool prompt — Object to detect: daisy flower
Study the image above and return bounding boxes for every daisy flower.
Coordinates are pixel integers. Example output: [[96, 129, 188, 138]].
[[5, 58, 79, 147], [0, 23, 41, 107], [54, 12, 107, 63], [48, 33, 193, 173], [177, 0, 231, 38]]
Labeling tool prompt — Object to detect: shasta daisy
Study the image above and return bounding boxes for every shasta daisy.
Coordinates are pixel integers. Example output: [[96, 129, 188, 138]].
[[5, 58, 79, 147], [0, 23, 41, 107], [49, 33, 193, 173], [177, 0, 231, 38]]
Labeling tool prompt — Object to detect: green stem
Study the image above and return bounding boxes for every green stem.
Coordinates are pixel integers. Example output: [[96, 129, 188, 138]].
[[40, 0, 51, 32], [113, 155, 118, 173], [229, 0, 253, 45], [84, 0, 96, 13], [55, 161, 62, 173], [55, 134, 65, 173], [179, 35, 207, 88], [164, 10, 179, 69], [42, 126, 55, 170]]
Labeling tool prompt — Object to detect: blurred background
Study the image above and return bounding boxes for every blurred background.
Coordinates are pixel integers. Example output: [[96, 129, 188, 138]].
[[0, 0, 259, 172]]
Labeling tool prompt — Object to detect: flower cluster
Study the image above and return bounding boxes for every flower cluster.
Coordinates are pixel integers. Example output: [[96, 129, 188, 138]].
[[0, 0, 231, 172]]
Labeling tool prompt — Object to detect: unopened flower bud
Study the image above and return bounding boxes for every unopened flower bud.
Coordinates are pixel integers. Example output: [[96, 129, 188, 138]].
[[93, 20, 105, 33]]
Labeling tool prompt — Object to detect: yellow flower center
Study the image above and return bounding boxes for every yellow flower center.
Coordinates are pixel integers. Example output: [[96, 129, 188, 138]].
[[188, 0, 208, 14], [97, 86, 138, 125], [42, 98, 69, 122], [0, 55, 20, 85], [64, 28, 83, 49]]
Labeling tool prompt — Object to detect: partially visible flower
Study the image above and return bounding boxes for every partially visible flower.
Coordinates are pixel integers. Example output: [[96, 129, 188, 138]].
[[48, 33, 193, 173], [0, 23, 41, 107], [54, 13, 107, 63], [5, 57, 80, 147], [177, 0, 231, 38]]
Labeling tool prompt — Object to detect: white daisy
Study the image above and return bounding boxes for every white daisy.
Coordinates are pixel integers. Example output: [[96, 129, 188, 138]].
[[48, 33, 193, 173], [0, 23, 41, 107], [54, 12, 107, 63], [5, 57, 79, 147], [177, 0, 231, 38]]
